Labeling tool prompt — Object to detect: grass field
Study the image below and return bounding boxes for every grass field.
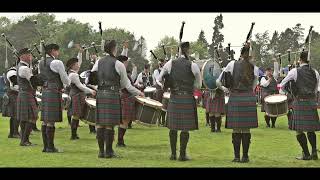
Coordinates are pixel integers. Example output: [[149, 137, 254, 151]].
[[0, 106, 320, 167]]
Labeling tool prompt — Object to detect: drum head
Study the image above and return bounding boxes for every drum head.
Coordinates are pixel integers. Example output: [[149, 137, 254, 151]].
[[80, 70, 89, 79], [62, 93, 69, 99], [201, 59, 222, 90], [144, 87, 156, 93], [36, 97, 41, 102], [225, 96, 229, 104], [85, 98, 96, 107], [135, 96, 162, 108], [163, 92, 170, 99], [264, 94, 287, 104]]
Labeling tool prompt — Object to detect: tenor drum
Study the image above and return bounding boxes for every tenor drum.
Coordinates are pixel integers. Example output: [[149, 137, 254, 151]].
[[201, 59, 222, 90], [135, 96, 162, 126], [144, 87, 156, 99], [162, 92, 171, 111], [83, 98, 96, 125], [264, 94, 288, 117]]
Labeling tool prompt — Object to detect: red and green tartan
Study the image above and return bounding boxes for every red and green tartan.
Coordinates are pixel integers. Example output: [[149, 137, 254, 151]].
[[71, 92, 86, 119], [167, 94, 198, 131], [16, 91, 38, 123], [2, 90, 18, 118], [225, 91, 258, 129], [290, 98, 320, 131], [202, 90, 209, 109], [96, 90, 121, 126], [206, 93, 225, 114], [120, 90, 136, 122], [40, 88, 63, 123]]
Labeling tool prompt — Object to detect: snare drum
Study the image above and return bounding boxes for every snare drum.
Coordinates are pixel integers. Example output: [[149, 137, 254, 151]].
[[83, 98, 96, 125], [144, 87, 156, 99], [264, 94, 288, 117], [162, 92, 171, 111], [135, 96, 162, 126]]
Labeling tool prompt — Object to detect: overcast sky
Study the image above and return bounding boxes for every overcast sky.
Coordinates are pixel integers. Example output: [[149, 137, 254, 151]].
[[1, 13, 320, 58]]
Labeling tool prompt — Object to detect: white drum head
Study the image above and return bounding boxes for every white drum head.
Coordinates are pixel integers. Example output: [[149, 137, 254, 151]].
[[225, 96, 229, 104], [264, 94, 287, 104], [80, 70, 89, 79], [86, 98, 96, 107], [163, 92, 171, 99], [36, 91, 42, 97], [62, 93, 69, 99], [36, 97, 41, 102], [135, 96, 162, 108], [144, 87, 156, 93]]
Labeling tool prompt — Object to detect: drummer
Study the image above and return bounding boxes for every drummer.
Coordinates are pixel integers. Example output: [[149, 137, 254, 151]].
[[280, 51, 320, 160], [116, 41, 137, 147], [206, 86, 225, 133], [201, 88, 210, 126], [157, 42, 201, 161], [216, 43, 259, 163], [260, 66, 279, 128], [90, 40, 143, 158], [66, 57, 96, 140], [134, 64, 153, 91]]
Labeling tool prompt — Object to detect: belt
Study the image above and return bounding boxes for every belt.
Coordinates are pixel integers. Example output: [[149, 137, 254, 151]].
[[171, 91, 193, 95], [98, 85, 120, 91]]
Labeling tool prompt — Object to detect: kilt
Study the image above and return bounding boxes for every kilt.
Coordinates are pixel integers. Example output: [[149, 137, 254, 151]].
[[167, 93, 198, 131], [225, 91, 258, 129], [41, 88, 63, 123], [70, 92, 86, 119], [287, 93, 294, 110], [2, 91, 18, 118], [206, 93, 225, 114], [289, 98, 320, 132], [16, 91, 38, 123], [120, 90, 136, 123], [96, 90, 121, 126]]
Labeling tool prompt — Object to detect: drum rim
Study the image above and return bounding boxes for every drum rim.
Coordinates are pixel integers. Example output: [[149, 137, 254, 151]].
[[266, 111, 288, 117], [264, 94, 287, 104], [85, 97, 97, 107], [135, 96, 163, 108]]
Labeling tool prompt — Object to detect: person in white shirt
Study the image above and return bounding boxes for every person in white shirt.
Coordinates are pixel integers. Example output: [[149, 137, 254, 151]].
[[280, 51, 320, 160], [134, 64, 153, 91]]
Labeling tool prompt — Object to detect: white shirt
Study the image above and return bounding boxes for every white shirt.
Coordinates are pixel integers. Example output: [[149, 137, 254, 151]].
[[156, 56, 201, 89], [134, 72, 152, 87], [280, 63, 320, 93], [260, 76, 271, 87], [91, 54, 141, 96], [152, 68, 162, 86], [68, 70, 94, 95], [216, 60, 259, 90], [6, 67, 19, 91]]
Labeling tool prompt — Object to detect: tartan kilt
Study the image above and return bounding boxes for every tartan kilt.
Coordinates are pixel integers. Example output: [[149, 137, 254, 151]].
[[167, 93, 198, 131], [206, 93, 225, 114], [287, 93, 294, 110], [225, 91, 258, 129], [289, 98, 320, 131], [71, 92, 86, 119], [16, 91, 38, 123], [2, 91, 18, 118], [120, 90, 136, 123], [41, 88, 63, 123], [96, 90, 121, 126]]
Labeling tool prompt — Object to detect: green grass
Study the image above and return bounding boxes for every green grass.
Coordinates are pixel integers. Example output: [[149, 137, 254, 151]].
[[0, 106, 320, 167]]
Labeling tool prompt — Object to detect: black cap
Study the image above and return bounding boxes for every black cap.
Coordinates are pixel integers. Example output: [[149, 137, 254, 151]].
[[45, 44, 59, 53], [180, 42, 190, 49], [265, 67, 272, 71], [18, 48, 31, 56], [158, 58, 165, 63], [300, 51, 308, 62], [117, 55, 128, 62], [66, 57, 78, 69], [104, 40, 116, 53], [241, 45, 250, 56]]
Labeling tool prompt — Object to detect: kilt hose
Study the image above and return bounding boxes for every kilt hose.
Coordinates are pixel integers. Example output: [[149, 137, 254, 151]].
[[202, 90, 209, 110], [290, 98, 320, 132], [206, 93, 225, 114], [167, 93, 198, 131], [2, 91, 18, 118], [71, 92, 86, 119], [41, 88, 63, 123], [120, 90, 136, 124], [96, 90, 121, 126], [225, 91, 258, 129], [16, 90, 38, 123]]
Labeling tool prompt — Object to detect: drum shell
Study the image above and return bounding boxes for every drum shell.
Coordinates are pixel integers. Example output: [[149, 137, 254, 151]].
[[135, 97, 162, 126], [83, 98, 96, 125], [264, 99, 288, 117]]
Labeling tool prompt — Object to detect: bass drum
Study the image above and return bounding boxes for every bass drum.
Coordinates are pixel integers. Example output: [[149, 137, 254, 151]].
[[201, 59, 222, 90]]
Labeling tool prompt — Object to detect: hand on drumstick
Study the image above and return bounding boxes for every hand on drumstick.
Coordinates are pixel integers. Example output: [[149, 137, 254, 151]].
[[139, 92, 145, 97], [91, 90, 97, 97]]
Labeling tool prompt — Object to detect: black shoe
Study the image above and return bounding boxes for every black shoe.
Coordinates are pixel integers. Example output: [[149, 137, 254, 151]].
[[241, 157, 250, 163], [178, 154, 191, 161], [296, 152, 311, 160], [266, 125, 270, 128], [12, 134, 20, 138], [106, 151, 119, 158], [232, 158, 241, 163], [170, 154, 177, 160], [46, 147, 63, 153], [271, 125, 275, 128], [211, 129, 216, 133], [8, 134, 14, 138], [98, 152, 106, 158], [116, 143, 126, 147], [311, 152, 318, 160], [33, 128, 40, 132], [216, 129, 222, 133], [20, 141, 36, 146]]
